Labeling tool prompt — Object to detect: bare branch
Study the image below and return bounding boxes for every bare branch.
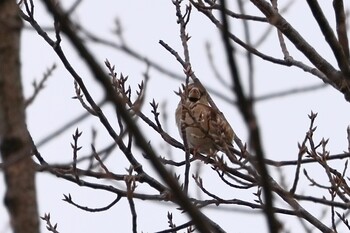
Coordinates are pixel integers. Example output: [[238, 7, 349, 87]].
[[250, 0, 350, 100], [63, 194, 121, 212], [333, 0, 350, 62], [41, 213, 59, 233], [25, 63, 56, 107], [306, 0, 350, 77]]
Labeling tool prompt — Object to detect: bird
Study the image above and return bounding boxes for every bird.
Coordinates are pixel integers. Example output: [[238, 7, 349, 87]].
[[175, 83, 235, 155]]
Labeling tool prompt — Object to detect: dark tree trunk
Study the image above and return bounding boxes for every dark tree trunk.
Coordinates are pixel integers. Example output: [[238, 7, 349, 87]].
[[0, 1, 39, 233]]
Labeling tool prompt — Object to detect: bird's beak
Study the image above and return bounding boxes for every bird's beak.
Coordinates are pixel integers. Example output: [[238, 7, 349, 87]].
[[188, 87, 201, 102]]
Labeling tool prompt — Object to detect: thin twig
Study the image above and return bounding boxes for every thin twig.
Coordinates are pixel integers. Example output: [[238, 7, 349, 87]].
[[271, 0, 292, 61], [250, 0, 350, 101], [63, 194, 121, 212], [126, 168, 138, 233], [25, 63, 56, 107], [219, 1, 278, 232]]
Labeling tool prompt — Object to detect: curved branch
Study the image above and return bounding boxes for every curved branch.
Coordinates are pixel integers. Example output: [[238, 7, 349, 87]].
[[306, 0, 350, 77], [250, 0, 350, 100], [23, 1, 223, 232]]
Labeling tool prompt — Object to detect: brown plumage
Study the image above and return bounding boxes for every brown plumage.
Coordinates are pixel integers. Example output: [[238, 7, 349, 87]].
[[175, 83, 234, 154]]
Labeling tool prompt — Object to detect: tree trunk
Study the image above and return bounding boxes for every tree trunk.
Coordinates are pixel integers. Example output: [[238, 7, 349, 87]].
[[0, 1, 39, 233]]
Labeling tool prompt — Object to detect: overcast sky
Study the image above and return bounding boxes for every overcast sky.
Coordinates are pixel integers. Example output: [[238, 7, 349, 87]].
[[1, 1, 350, 233]]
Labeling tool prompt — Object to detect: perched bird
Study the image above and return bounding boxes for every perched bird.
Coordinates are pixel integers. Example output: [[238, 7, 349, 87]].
[[175, 83, 235, 155]]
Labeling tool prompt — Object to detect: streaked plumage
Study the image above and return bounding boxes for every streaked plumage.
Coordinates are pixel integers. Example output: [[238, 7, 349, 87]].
[[175, 83, 234, 154]]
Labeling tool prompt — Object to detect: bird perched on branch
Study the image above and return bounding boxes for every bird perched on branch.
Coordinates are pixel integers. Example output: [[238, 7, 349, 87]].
[[175, 83, 235, 155]]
